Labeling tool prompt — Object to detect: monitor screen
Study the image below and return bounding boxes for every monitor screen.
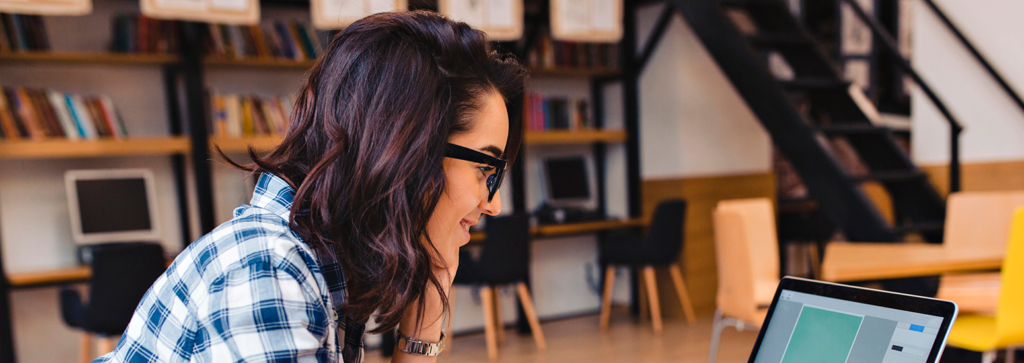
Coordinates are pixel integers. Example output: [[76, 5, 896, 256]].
[[545, 157, 590, 201], [76, 178, 152, 234], [66, 169, 159, 244], [753, 289, 946, 363]]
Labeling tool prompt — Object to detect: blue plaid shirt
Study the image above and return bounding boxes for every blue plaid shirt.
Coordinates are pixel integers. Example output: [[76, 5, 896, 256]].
[[95, 173, 359, 362]]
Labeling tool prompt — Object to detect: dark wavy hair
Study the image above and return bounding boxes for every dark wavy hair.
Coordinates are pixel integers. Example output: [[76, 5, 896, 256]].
[[219, 9, 525, 346]]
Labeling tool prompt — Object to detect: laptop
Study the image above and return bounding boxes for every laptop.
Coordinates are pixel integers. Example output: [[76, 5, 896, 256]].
[[65, 168, 160, 264], [748, 277, 958, 363]]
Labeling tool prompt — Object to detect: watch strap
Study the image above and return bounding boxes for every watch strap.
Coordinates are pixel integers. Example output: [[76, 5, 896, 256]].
[[396, 330, 446, 356]]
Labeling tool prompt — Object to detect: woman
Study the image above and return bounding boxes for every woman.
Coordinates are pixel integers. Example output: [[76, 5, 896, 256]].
[[96, 10, 525, 363]]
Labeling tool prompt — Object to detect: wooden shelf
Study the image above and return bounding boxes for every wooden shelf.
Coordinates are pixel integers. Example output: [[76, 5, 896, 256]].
[[204, 57, 315, 69], [7, 266, 90, 288], [524, 130, 628, 144], [527, 66, 621, 78], [211, 135, 284, 153], [0, 51, 179, 66], [470, 218, 645, 242], [0, 137, 191, 159]]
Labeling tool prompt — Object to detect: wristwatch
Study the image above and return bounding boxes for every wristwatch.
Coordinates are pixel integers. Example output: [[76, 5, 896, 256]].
[[396, 330, 446, 356]]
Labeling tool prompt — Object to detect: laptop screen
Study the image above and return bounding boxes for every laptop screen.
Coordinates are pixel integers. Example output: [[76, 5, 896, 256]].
[[753, 289, 946, 363]]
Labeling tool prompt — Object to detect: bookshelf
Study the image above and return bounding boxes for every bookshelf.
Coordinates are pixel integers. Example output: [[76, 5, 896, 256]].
[[527, 66, 621, 78], [210, 135, 284, 153], [0, 137, 190, 159], [203, 57, 316, 69], [524, 129, 627, 144]]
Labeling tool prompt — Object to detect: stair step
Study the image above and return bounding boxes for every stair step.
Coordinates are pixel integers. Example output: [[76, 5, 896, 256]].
[[818, 124, 889, 135], [892, 221, 945, 235], [779, 78, 850, 90], [851, 170, 927, 182], [747, 33, 814, 47]]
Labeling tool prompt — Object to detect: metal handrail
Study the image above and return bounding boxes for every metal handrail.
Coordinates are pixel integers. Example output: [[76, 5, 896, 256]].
[[840, 0, 962, 193]]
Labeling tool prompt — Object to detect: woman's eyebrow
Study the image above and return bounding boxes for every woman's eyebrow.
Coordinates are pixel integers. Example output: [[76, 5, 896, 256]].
[[480, 145, 503, 158]]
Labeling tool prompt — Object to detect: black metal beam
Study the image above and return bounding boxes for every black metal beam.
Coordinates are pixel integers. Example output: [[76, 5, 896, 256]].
[[181, 22, 216, 237], [163, 66, 194, 248], [623, 0, 643, 219], [0, 207, 14, 363], [637, 5, 675, 73]]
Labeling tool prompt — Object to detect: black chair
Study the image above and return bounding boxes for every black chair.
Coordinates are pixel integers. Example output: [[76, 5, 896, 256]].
[[597, 199, 695, 332], [449, 215, 546, 360], [60, 242, 165, 362]]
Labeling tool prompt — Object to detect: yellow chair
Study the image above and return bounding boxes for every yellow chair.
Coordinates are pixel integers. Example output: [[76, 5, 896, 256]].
[[946, 207, 1024, 363], [708, 198, 779, 363]]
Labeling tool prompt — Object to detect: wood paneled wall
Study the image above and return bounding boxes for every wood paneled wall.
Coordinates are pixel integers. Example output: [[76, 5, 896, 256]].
[[641, 173, 775, 316], [921, 160, 1024, 196]]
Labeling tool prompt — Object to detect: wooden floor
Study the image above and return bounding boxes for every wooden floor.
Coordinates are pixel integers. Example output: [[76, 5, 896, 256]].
[[365, 311, 760, 363]]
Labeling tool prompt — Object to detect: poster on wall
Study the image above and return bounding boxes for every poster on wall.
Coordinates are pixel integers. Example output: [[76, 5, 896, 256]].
[[140, 0, 259, 25], [312, 0, 407, 30], [0, 0, 91, 16], [550, 0, 621, 42], [439, 0, 522, 41]]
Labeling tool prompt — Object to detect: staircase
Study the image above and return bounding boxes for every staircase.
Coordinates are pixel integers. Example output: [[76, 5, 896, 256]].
[[669, 0, 946, 242]]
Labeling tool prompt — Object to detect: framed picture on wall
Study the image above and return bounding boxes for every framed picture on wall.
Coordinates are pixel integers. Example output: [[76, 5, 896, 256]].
[[140, 0, 259, 25], [550, 0, 622, 42], [0, 0, 91, 16], [439, 0, 522, 41], [311, 0, 407, 29]]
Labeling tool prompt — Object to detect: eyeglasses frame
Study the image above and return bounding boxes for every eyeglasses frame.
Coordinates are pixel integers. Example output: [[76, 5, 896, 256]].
[[444, 143, 507, 202]]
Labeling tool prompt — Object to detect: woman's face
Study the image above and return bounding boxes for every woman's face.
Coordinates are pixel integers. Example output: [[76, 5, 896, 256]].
[[426, 90, 508, 266]]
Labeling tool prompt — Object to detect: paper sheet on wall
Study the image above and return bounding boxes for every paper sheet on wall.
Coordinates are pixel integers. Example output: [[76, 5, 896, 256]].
[[312, 0, 406, 29], [0, 0, 91, 16], [142, 0, 258, 24], [440, 0, 522, 41], [551, 0, 621, 42]]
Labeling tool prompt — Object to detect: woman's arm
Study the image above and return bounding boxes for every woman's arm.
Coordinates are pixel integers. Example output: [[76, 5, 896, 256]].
[[392, 267, 454, 363]]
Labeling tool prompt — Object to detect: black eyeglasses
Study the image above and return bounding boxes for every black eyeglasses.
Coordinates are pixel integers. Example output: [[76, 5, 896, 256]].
[[444, 143, 507, 202]]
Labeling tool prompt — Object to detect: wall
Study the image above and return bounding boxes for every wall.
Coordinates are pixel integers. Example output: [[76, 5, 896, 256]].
[[911, 0, 1024, 165], [633, 4, 774, 316]]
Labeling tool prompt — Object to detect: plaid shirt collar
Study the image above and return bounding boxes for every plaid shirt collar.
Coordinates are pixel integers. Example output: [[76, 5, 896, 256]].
[[253, 173, 348, 314]]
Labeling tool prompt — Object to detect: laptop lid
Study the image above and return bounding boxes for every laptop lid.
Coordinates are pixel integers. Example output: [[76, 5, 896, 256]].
[[748, 277, 958, 363]]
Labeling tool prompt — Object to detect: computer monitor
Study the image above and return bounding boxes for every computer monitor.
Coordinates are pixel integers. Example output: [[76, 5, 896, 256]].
[[544, 156, 591, 204], [65, 169, 160, 245]]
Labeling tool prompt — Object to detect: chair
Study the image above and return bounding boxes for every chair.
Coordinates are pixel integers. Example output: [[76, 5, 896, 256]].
[[449, 215, 546, 360], [708, 198, 780, 363], [598, 199, 695, 332], [60, 242, 165, 363], [945, 207, 1024, 363]]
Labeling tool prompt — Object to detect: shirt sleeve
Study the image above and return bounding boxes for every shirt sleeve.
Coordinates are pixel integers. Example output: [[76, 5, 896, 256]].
[[197, 256, 334, 363]]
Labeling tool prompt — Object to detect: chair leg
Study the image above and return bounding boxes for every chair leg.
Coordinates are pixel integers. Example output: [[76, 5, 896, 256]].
[[708, 309, 725, 363], [599, 265, 616, 330], [808, 243, 822, 279], [668, 264, 696, 324], [79, 333, 93, 363], [480, 286, 499, 360], [982, 350, 996, 363], [1007, 347, 1016, 363], [492, 288, 505, 345], [642, 266, 663, 333], [445, 287, 455, 354], [515, 282, 547, 350], [96, 336, 116, 357]]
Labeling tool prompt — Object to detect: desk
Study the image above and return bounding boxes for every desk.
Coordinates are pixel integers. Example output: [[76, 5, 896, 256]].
[[469, 218, 646, 242], [6, 259, 175, 289], [821, 242, 1004, 282]]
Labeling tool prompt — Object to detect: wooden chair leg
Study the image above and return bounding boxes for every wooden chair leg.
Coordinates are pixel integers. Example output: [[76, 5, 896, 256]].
[[492, 288, 505, 345], [599, 265, 616, 330], [515, 283, 547, 350], [480, 286, 499, 360], [808, 243, 821, 279], [79, 333, 93, 363], [96, 336, 116, 357], [642, 266, 663, 333], [445, 287, 455, 354], [669, 264, 697, 324]]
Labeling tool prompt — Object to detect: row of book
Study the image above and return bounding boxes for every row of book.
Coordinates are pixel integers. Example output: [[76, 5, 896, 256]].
[[527, 32, 619, 69], [210, 92, 295, 138], [111, 13, 181, 54], [0, 87, 127, 141], [0, 13, 49, 52], [524, 92, 593, 132], [205, 21, 325, 61]]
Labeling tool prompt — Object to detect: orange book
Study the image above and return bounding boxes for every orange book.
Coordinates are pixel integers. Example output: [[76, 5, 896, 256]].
[[0, 92, 21, 140], [97, 96, 125, 139], [13, 87, 45, 140]]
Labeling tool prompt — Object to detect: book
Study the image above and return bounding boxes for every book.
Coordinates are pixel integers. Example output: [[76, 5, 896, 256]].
[[10, 87, 44, 139], [98, 96, 126, 139], [28, 89, 63, 138], [223, 94, 242, 137], [68, 94, 98, 140], [47, 90, 79, 140], [0, 92, 22, 139]]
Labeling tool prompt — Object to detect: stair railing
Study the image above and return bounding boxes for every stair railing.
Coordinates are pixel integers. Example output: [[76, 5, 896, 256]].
[[841, 0, 963, 193]]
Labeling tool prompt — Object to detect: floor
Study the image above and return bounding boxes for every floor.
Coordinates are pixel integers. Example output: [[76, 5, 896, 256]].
[[364, 311, 760, 363]]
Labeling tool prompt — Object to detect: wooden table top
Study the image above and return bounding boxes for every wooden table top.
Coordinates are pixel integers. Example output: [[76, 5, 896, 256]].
[[821, 242, 1004, 282], [469, 218, 646, 242]]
